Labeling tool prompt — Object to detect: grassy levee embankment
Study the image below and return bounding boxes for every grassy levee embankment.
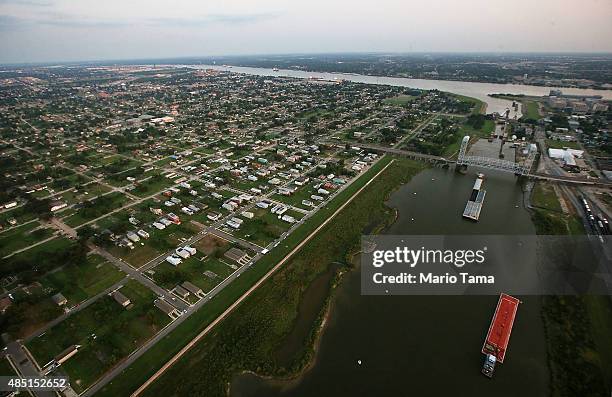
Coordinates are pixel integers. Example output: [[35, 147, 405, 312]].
[[530, 182, 612, 397], [97, 157, 425, 397]]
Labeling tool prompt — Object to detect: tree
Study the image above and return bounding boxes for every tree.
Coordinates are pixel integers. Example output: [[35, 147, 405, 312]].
[[78, 225, 96, 242]]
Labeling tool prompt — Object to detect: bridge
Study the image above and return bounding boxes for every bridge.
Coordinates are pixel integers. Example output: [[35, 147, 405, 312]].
[[456, 135, 536, 175], [354, 139, 612, 187]]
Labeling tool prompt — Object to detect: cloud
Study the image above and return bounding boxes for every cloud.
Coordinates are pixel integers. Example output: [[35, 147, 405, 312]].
[[0, 0, 53, 6], [5, 10, 132, 28], [0, 14, 26, 30], [147, 13, 281, 28], [37, 16, 129, 28], [0, 11, 280, 30]]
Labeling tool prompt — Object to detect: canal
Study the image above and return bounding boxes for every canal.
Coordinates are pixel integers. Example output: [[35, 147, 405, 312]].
[[231, 167, 550, 397]]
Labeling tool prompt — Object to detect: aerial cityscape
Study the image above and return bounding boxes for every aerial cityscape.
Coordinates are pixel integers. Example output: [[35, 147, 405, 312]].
[[0, 1, 611, 397]]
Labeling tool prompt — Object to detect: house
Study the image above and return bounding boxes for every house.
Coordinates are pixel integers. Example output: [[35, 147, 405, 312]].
[[50, 201, 67, 212], [155, 299, 180, 319], [111, 290, 131, 308], [182, 281, 205, 298], [173, 285, 190, 299], [224, 247, 249, 264], [3, 201, 17, 209], [126, 231, 140, 243], [281, 215, 296, 223], [166, 255, 182, 266], [226, 219, 241, 229], [166, 213, 181, 224], [0, 296, 12, 313], [222, 202, 238, 211], [256, 201, 270, 209], [54, 344, 81, 365], [175, 248, 191, 259], [207, 212, 222, 221], [52, 293, 67, 306], [182, 246, 196, 255]]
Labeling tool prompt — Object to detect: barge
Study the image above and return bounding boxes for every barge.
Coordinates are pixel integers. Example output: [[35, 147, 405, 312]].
[[463, 173, 486, 221], [481, 293, 520, 378]]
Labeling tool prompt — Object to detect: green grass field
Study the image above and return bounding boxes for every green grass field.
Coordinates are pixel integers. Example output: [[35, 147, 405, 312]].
[[450, 93, 486, 114], [532, 182, 562, 212], [27, 280, 169, 393], [133, 174, 173, 197], [41, 254, 125, 305], [0, 221, 54, 257], [546, 139, 581, 150], [63, 192, 130, 227], [443, 119, 495, 157], [150, 255, 234, 293], [1, 237, 74, 279], [542, 295, 612, 397], [0, 206, 38, 228], [0, 356, 17, 376], [234, 208, 292, 247], [271, 183, 318, 210], [383, 95, 415, 106], [584, 295, 612, 391], [523, 100, 541, 120]]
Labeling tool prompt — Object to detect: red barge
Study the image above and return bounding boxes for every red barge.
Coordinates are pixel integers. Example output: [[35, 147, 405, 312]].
[[481, 293, 520, 377]]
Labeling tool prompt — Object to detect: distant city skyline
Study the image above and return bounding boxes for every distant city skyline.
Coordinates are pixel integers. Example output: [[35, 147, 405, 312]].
[[1, 0, 611, 64]]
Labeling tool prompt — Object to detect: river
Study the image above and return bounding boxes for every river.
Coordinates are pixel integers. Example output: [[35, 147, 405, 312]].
[[190, 64, 612, 119], [231, 167, 550, 397]]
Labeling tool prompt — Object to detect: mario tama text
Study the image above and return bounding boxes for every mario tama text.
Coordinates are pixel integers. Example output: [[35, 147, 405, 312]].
[[360, 235, 611, 296]]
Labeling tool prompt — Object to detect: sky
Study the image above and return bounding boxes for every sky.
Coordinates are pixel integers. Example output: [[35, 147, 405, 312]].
[[0, 0, 611, 64]]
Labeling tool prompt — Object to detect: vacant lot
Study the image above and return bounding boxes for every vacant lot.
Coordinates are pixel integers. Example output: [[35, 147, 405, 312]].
[[532, 182, 562, 212], [546, 139, 581, 150], [383, 94, 416, 106], [0, 221, 54, 257], [27, 280, 170, 393], [233, 208, 298, 247], [41, 254, 125, 305], [150, 255, 234, 294], [63, 192, 130, 227]]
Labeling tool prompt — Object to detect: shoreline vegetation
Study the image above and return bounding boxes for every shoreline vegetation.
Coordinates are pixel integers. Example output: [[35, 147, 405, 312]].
[[134, 158, 425, 397], [529, 181, 612, 397], [230, 263, 347, 392]]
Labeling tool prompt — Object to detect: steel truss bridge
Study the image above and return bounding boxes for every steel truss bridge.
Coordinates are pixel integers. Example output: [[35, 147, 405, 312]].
[[355, 138, 612, 187], [456, 135, 536, 176]]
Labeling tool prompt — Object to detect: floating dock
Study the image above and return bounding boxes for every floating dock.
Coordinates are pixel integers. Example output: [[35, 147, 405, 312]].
[[463, 173, 486, 221], [482, 293, 520, 364]]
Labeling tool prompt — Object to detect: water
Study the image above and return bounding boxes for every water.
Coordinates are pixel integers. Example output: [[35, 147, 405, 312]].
[[231, 167, 550, 397], [190, 64, 612, 118]]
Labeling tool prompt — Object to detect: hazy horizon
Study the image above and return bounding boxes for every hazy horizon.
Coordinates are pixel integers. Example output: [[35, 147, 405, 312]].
[[1, 0, 611, 64]]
